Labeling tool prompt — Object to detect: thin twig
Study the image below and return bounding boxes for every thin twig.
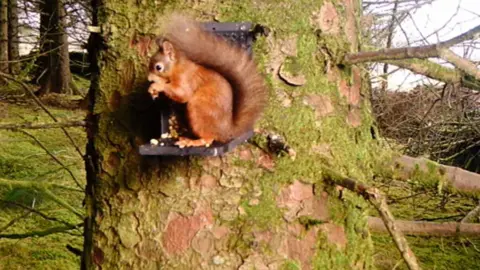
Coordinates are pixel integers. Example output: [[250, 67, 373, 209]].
[[0, 199, 80, 227], [0, 177, 79, 192], [345, 20, 480, 88], [66, 244, 83, 256], [0, 178, 84, 219], [345, 24, 480, 64], [41, 189, 84, 219], [440, 24, 480, 49], [0, 223, 83, 239], [19, 130, 84, 191], [0, 212, 31, 234], [461, 201, 480, 223], [0, 71, 84, 158], [322, 167, 421, 270], [0, 120, 86, 130]]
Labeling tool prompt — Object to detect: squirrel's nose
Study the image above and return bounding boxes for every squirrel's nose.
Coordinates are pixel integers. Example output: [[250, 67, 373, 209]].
[[147, 74, 157, 83]]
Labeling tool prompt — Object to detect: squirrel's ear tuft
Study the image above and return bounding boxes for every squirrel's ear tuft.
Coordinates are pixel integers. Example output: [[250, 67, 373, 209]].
[[162, 41, 176, 60], [155, 36, 165, 48]]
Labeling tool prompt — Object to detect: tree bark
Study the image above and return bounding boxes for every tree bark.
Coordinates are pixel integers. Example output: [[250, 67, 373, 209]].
[[0, 0, 8, 74], [37, 0, 73, 96], [83, 0, 379, 269], [7, 0, 19, 74]]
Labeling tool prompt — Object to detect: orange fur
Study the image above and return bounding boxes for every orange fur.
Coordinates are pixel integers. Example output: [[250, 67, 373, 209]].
[[147, 14, 268, 146]]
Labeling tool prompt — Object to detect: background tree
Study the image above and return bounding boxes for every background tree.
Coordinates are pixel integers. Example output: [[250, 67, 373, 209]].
[[36, 0, 75, 95], [0, 0, 8, 74], [364, 0, 480, 173], [7, 0, 19, 74]]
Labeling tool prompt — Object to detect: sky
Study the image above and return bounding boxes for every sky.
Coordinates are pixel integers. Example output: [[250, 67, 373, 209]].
[[379, 0, 480, 90]]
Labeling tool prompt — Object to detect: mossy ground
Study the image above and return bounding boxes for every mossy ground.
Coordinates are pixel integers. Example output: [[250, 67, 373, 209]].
[[0, 84, 86, 269], [369, 174, 480, 269], [373, 234, 480, 270]]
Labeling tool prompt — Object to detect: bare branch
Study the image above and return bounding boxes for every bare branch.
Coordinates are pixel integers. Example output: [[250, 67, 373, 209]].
[[0, 177, 77, 191], [345, 44, 439, 64], [0, 71, 84, 158], [383, 59, 459, 81], [41, 188, 84, 219], [438, 48, 480, 80], [0, 178, 84, 219], [373, 85, 480, 172], [0, 212, 31, 234], [19, 130, 84, 191], [461, 202, 480, 223], [0, 120, 86, 130], [381, 59, 480, 90], [66, 244, 83, 256], [346, 24, 480, 64], [322, 168, 421, 270], [0, 223, 83, 239], [345, 24, 480, 85], [440, 24, 480, 49], [0, 199, 81, 227]]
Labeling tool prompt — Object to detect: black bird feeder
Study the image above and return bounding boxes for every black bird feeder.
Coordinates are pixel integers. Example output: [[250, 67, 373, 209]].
[[139, 21, 256, 157]]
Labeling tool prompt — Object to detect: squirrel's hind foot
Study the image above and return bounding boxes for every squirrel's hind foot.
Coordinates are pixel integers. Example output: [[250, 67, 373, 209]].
[[175, 137, 214, 148]]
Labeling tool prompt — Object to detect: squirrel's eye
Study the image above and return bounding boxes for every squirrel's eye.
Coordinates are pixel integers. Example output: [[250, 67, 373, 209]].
[[155, 63, 163, 72]]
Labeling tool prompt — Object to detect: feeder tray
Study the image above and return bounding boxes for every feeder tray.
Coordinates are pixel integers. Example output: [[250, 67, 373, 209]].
[[139, 21, 256, 157]]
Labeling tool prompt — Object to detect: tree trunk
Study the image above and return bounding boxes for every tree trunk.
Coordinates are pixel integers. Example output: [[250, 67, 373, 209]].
[[37, 0, 73, 95], [83, 0, 380, 269], [7, 0, 19, 74], [0, 0, 8, 74]]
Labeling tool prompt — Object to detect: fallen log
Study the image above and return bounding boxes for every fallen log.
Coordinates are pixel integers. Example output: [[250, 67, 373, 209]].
[[394, 155, 480, 194], [368, 217, 480, 237]]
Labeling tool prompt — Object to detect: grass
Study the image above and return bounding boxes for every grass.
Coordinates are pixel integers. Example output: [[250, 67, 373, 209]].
[[0, 95, 86, 270], [369, 174, 480, 269], [373, 234, 480, 270]]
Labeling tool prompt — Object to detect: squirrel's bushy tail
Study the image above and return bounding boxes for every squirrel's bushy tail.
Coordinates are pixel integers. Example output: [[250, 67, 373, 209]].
[[162, 13, 268, 139]]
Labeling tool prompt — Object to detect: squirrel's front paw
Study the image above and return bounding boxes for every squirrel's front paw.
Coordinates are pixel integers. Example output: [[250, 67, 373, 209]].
[[148, 82, 164, 99]]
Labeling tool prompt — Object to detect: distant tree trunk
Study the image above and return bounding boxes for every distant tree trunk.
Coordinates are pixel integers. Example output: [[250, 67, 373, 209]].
[[83, 0, 378, 269], [380, 0, 399, 93], [0, 0, 8, 74], [37, 0, 73, 95], [7, 0, 19, 74]]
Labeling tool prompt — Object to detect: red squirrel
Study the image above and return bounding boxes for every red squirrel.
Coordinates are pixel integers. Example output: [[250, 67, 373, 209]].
[[147, 14, 268, 148]]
